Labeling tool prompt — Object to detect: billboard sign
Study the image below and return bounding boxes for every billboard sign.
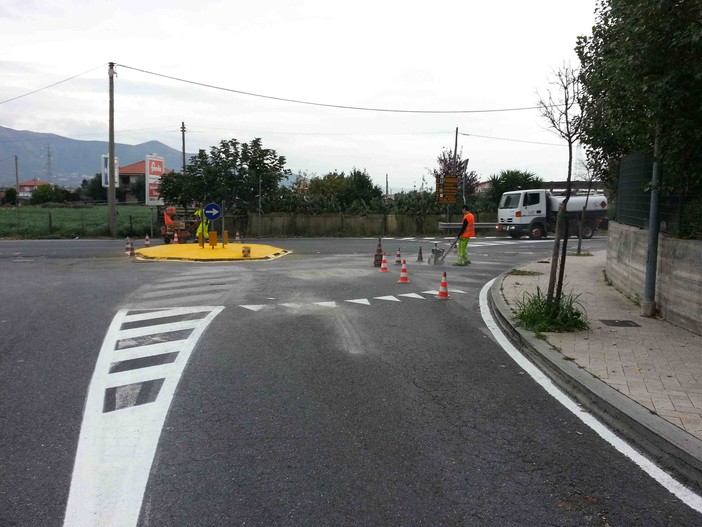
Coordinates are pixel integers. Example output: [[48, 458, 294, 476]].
[[101, 155, 119, 188], [145, 154, 165, 206]]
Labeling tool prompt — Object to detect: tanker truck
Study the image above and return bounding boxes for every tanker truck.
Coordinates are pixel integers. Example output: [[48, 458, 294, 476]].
[[496, 189, 608, 239]]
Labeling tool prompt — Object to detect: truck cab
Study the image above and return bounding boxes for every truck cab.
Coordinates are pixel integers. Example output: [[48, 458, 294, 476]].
[[497, 189, 550, 239]]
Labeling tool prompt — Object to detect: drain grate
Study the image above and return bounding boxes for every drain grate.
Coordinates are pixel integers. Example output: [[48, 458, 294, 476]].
[[600, 319, 641, 328]]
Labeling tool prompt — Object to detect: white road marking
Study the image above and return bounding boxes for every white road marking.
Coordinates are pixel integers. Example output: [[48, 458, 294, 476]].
[[240, 304, 270, 311], [374, 295, 401, 302], [478, 279, 702, 514], [313, 301, 337, 308], [398, 293, 425, 299], [346, 298, 371, 305], [63, 306, 224, 527]]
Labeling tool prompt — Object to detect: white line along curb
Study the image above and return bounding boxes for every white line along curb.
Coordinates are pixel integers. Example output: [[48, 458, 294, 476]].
[[479, 279, 702, 514]]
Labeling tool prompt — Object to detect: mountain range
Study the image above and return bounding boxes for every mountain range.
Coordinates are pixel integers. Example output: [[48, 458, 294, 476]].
[[0, 126, 192, 188]]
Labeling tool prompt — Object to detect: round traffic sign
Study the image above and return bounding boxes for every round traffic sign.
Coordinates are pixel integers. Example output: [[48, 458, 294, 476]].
[[203, 203, 222, 221]]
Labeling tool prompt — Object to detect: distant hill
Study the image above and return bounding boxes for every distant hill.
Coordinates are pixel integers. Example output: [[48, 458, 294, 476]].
[[0, 126, 193, 188]]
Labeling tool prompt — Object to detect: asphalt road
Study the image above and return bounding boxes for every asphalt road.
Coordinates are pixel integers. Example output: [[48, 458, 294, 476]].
[[2, 235, 701, 526]]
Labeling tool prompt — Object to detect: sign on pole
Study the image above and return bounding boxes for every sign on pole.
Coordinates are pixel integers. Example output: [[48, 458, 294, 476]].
[[435, 175, 458, 204], [145, 154, 165, 206], [203, 203, 222, 221], [101, 155, 119, 188]]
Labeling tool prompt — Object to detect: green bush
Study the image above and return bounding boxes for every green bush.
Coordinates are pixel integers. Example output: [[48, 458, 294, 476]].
[[515, 286, 588, 333]]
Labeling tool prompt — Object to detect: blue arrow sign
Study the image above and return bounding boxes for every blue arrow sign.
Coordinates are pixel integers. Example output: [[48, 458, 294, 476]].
[[203, 203, 221, 221]]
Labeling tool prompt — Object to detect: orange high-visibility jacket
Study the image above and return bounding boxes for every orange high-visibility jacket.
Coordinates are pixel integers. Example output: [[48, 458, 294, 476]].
[[459, 212, 475, 238]]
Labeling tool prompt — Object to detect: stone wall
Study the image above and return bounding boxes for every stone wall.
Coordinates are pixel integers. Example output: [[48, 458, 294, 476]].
[[606, 222, 702, 335]]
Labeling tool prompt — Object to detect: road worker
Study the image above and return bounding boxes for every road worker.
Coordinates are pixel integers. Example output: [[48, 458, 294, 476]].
[[194, 207, 209, 240], [455, 205, 475, 266]]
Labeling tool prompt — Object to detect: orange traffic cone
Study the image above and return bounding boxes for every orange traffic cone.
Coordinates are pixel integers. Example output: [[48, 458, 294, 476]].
[[124, 237, 131, 255], [436, 272, 450, 299], [173, 231, 179, 244], [129, 244, 136, 257], [144, 234, 150, 247], [235, 231, 241, 242], [379, 253, 389, 272], [395, 248, 402, 265], [398, 260, 410, 284]]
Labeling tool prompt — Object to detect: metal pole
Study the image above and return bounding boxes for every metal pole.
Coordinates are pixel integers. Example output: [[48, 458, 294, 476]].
[[108, 63, 117, 237], [14, 155, 19, 195], [181, 122, 186, 174], [258, 170, 262, 238], [642, 126, 661, 317]]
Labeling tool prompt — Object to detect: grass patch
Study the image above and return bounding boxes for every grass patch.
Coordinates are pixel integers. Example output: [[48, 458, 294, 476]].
[[0, 204, 155, 239], [569, 251, 593, 257], [515, 286, 589, 333], [508, 269, 543, 276]]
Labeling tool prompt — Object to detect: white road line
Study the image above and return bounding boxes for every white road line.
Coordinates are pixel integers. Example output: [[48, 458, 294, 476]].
[[122, 306, 213, 323], [346, 298, 371, 305], [398, 293, 425, 299], [313, 301, 337, 308], [239, 304, 271, 311], [116, 319, 203, 340], [478, 279, 702, 514], [374, 295, 401, 302], [63, 306, 224, 527]]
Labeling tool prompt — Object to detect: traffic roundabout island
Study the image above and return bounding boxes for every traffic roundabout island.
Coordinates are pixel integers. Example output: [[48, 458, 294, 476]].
[[135, 242, 290, 262]]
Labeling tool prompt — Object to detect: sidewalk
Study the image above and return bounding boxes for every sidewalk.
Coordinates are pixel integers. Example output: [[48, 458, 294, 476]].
[[489, 249, 702, 489]]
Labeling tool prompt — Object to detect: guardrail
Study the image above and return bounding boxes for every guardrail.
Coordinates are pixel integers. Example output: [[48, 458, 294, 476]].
[[438, 222, 497, 230]]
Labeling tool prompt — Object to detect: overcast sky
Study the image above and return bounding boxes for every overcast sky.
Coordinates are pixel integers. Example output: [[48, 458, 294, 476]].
[[1, 0, 597, 192]]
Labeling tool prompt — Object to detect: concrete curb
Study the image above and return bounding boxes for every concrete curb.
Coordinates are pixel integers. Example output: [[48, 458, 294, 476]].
[[488, 273, 702, 492]]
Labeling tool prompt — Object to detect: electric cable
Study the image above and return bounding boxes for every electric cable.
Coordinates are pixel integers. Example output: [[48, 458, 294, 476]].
[[117, 63, 550, 115]]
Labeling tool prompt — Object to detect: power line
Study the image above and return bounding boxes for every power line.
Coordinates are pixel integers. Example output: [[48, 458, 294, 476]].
[[459, 132, 565, 147], [0, 64, 106, 105], [117, 63, 548, 115]]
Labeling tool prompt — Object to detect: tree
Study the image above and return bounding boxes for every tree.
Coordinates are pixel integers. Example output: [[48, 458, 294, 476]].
[[485, 170, 542, 211], [4, 187, 17, 205], [428, 147, 476, 205], [538, 63, 584, 305], [159, 138, 290, 213], [30, 184, 78, 204], [306, 169, 383, 212], [576, 0, 702, 198], [81, 174, 107, 202]]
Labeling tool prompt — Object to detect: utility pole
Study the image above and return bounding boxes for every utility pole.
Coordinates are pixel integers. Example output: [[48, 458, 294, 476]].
[[181, 122, 186, 173], [642, 126, 661, 317], [108, 62, 117, 237], [14, 155, 19, 194], [46, 145, 53, 182]]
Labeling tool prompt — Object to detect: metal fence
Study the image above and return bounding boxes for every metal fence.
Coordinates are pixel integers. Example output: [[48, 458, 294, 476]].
[[616, 152, 695, 234]]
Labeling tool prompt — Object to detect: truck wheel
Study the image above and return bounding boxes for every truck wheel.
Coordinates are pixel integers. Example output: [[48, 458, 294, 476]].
[[509, 232, 522, 239], [528, 224, 545, 239], [581, 222, 595, 239], [164, 236, 171, 244]]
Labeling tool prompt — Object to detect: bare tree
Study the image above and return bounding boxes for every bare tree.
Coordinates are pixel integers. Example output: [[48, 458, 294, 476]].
[[538, 63, 583, 304]]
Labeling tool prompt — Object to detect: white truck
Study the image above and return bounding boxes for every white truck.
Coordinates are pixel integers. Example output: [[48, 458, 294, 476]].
[[496, 189, 608, 240]]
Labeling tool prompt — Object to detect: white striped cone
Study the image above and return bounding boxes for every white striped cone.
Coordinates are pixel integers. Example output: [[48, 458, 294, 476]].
[[380, 253, 389, 272], [124, 237, 131, 255], [173, 231, 179, 244], [144, 235, 150, 247], [436, 272, 450, 299], [395, 249, 402, 265], [398, 260, 410, 284]]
